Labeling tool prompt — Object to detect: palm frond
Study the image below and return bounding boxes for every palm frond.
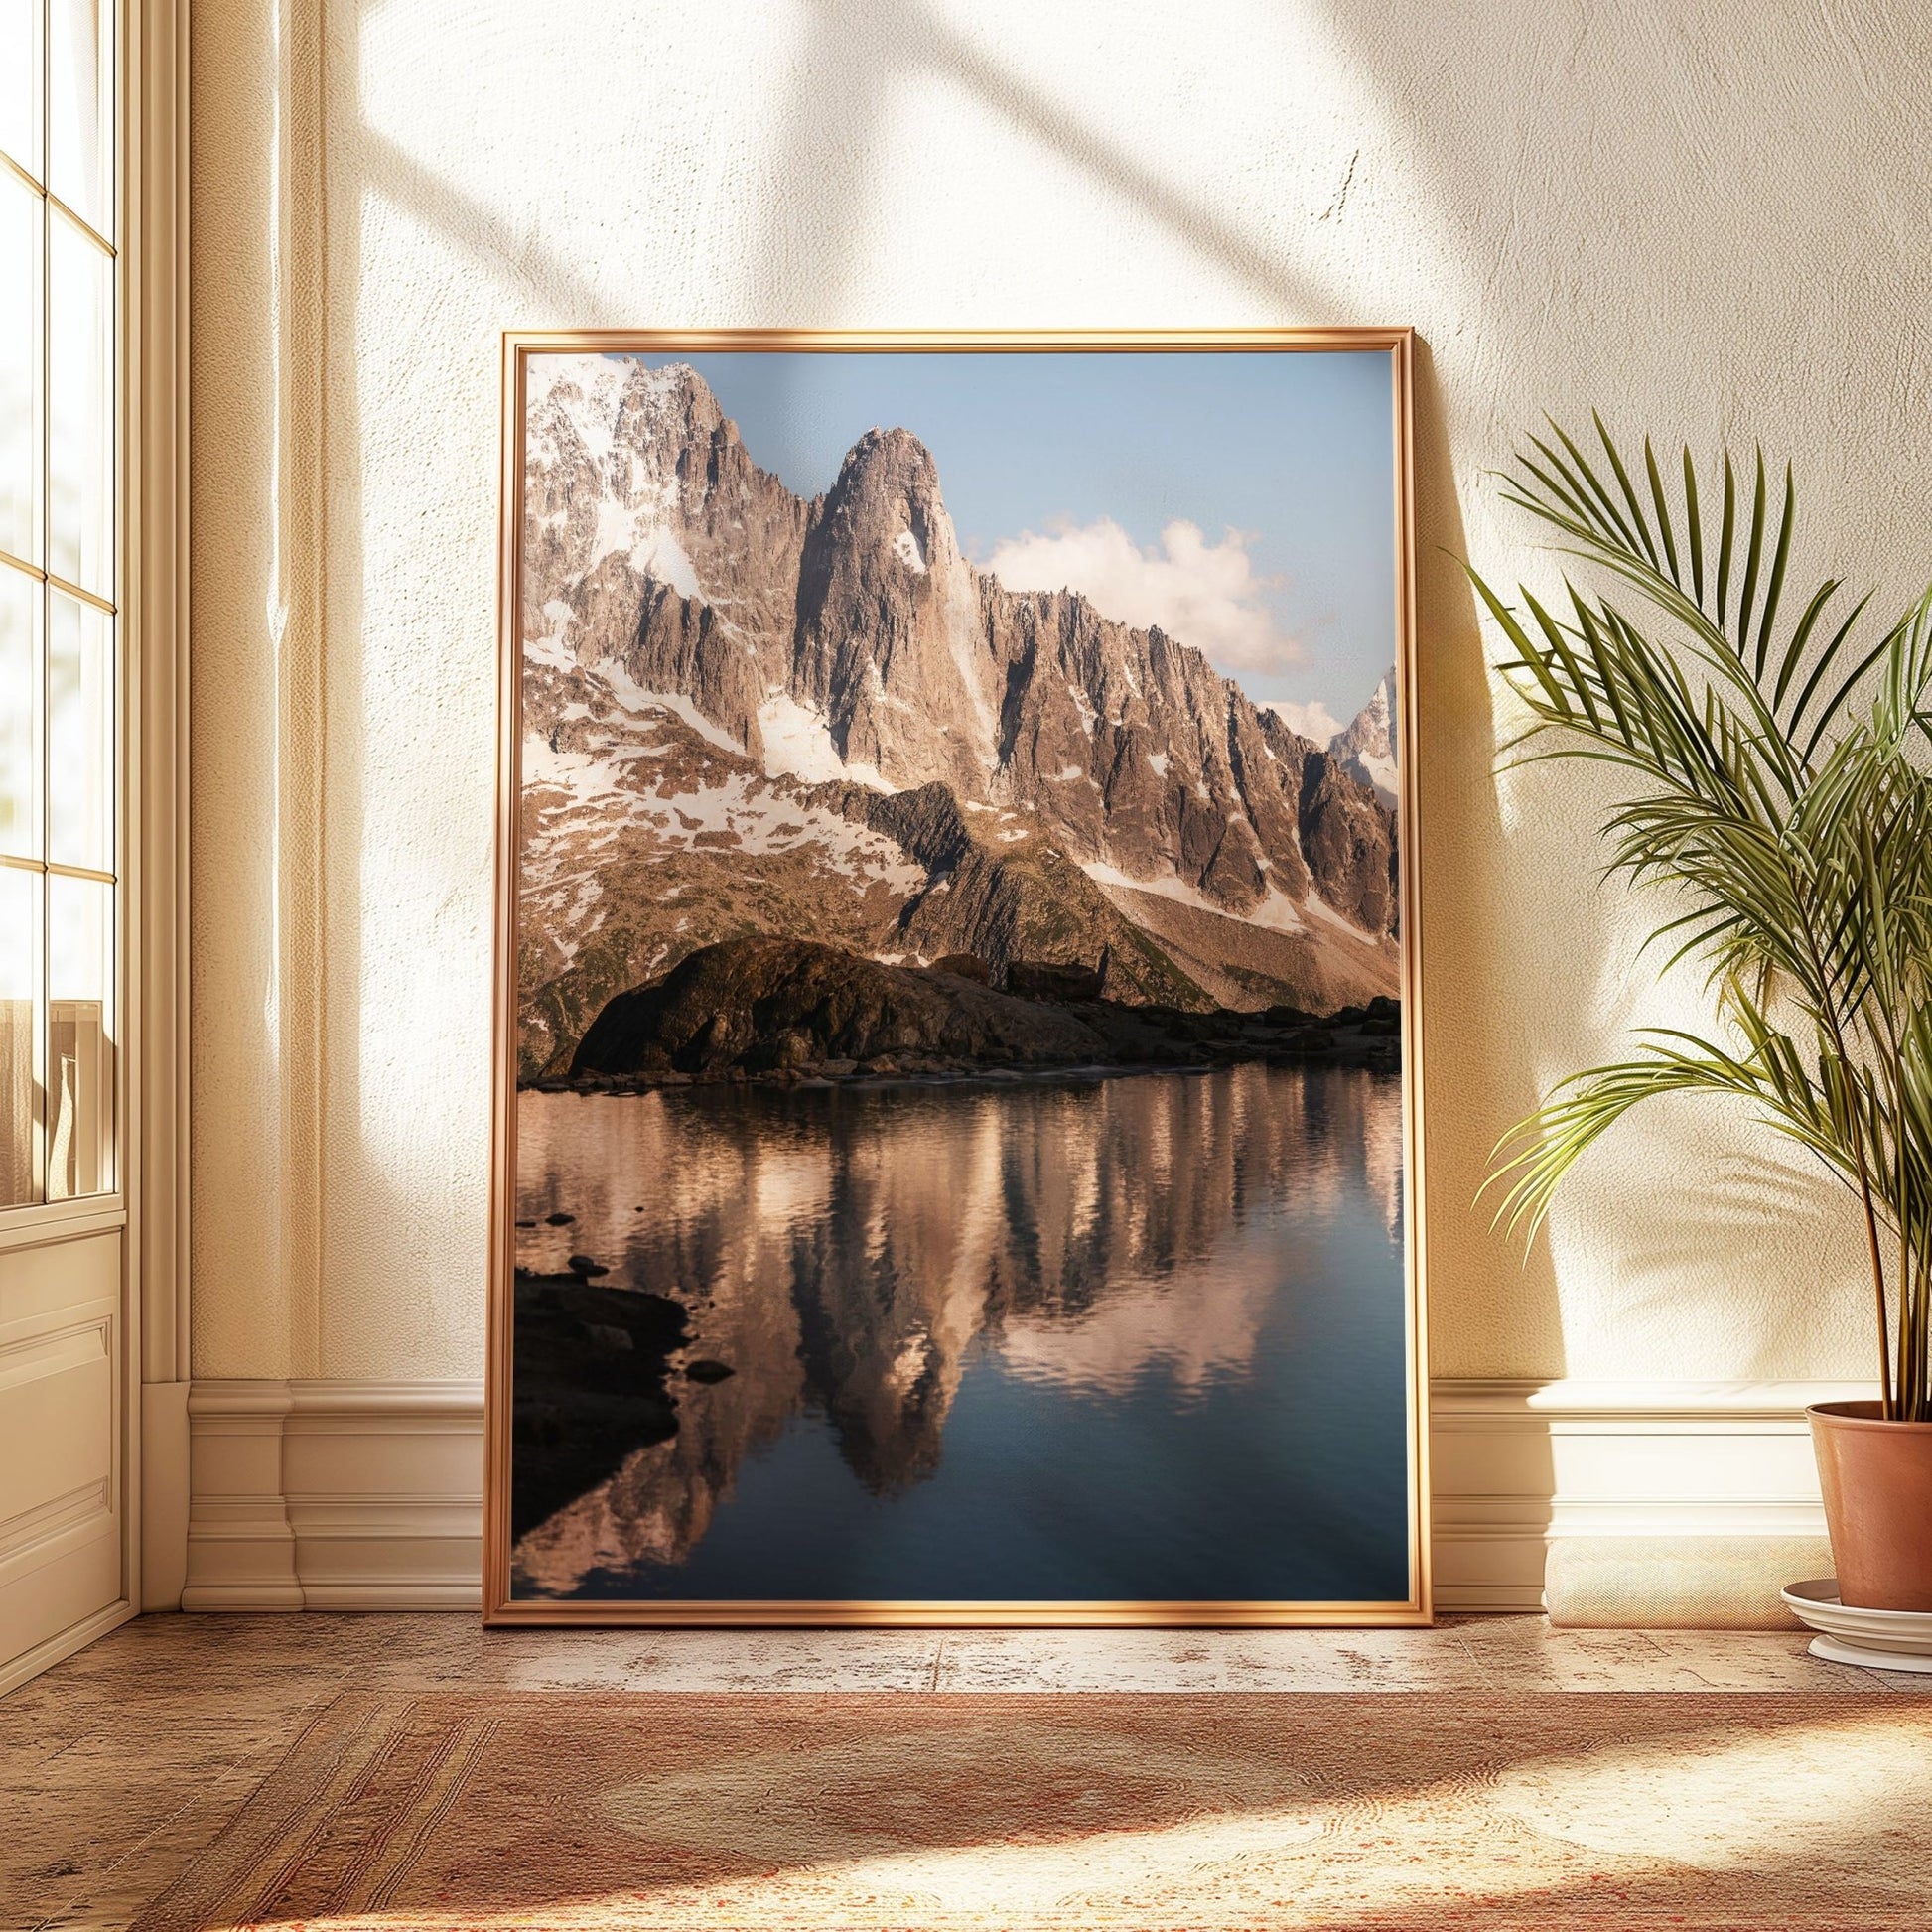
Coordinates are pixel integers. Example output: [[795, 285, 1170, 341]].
[[1473, 415, 1932, 1417], [1493, 422, 1910, 752]]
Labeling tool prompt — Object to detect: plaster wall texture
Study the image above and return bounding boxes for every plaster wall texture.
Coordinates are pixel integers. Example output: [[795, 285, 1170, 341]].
[[189, 0, 1932, 1386]]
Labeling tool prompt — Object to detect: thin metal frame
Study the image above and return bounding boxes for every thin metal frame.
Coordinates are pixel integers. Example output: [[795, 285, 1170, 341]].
[[484, 328, 1428, 1628]]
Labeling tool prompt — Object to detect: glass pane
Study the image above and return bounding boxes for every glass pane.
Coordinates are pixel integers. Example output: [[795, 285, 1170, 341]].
[[0, 864, 41, 1206], [0, 566, 39, 859], [48, 208, 111, 598], [0, 0, 42, 182], [0, 166, 40, 565], [49, 0, 110, 237], [47, 870, 110, 1199], [47, 590, 109, 870]]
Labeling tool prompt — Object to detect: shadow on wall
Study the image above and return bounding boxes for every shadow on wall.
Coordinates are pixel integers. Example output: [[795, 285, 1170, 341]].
[[1539, 1120, 1872, 1379], [288, 0, 1557, 1389], [1406, 339, 1566, 1386], [208, 0, 1932, 1407], [740, 0, 1345, 320]]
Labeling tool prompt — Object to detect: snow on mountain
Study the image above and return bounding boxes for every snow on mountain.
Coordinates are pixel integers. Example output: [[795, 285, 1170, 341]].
[[1327, 670, 1398, 809]]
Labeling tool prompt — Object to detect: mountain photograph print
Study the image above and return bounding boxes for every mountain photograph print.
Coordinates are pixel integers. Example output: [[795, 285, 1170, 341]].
[[487, 333, 1425, 1623]]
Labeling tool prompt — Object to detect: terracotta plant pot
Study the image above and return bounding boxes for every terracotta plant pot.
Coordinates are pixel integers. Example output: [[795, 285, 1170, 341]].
[[1809, 1401, 1932, 1611]]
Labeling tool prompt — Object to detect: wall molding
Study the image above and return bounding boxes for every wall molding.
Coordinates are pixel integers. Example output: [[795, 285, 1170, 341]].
[[181, 1376, 1865, 1619], [183, 1380, 483, 1610], [0, 1598, 136, 1701], [1430, 1377, 1860, 1617]]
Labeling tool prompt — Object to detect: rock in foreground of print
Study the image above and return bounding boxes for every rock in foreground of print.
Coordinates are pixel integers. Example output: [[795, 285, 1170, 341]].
[[565, 936, 1399, 1084], [510, 1276, 689, 1541]]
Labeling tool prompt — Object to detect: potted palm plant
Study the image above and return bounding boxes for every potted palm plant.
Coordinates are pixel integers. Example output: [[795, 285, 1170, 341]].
[[1471, 418, 1932, 1610]]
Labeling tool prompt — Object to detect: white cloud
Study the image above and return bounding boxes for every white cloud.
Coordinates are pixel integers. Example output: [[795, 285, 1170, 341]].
[[982, 517, 1300, 677], [1262, 698, 1342, 745]]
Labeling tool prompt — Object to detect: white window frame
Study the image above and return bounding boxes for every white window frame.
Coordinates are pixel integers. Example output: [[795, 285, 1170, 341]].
[[126, 0, 190, 1616], [0, 0, 190, 1688]]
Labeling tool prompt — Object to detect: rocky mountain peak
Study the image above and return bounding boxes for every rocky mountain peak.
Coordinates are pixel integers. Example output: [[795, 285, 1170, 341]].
[[821, 426, 955, 578], [531, 356, 725, 465], [791, 423, 994, 792], [617, 359, 728, 447], [837, 424, 939, 489], [1328, 668, 1398, 808]]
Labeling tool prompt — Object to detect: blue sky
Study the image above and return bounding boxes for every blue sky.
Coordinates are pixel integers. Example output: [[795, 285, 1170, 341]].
[[621, 349, 1395, 728]]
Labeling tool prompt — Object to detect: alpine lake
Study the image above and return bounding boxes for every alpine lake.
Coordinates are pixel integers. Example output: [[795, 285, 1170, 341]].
[[509, 1059, 1411, 1606]]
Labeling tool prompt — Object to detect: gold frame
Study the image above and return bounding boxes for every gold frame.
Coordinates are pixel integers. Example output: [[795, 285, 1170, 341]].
[[484, 329, 1429, 1628]]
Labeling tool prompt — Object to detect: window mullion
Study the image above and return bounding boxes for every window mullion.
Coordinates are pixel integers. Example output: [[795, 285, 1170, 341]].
[[37, 0, 49, 1203]]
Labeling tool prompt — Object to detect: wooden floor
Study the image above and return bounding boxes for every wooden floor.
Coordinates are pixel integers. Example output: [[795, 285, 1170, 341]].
[[6, 1612, 1927, 1930]]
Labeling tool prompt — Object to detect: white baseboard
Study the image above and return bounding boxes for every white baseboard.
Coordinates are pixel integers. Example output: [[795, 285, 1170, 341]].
[[179, 1376, 1862, 1620], [1431, 1378, 1857, 1621], [0, 1598, 134, 1699], [184, 1380, 483, 1611]]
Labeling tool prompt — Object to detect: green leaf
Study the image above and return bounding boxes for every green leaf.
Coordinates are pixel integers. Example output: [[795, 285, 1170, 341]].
[[1770, 578, 1841, 713], [1646, 437, 1682, 587], [1737, 447, 1769, 661], [1717, 453, 1737, 626], [1685, 446, 1705, 606], [1754, 463, 1795, 683], [1595, 410, 1660, 569]]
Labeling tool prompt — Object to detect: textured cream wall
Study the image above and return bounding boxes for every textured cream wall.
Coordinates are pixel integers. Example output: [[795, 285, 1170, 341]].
[[190, 0, 1932, 1384]]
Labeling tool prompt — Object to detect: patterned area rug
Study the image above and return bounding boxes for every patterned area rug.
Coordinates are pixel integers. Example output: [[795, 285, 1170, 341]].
[[135, 1691, 1930, 1930]]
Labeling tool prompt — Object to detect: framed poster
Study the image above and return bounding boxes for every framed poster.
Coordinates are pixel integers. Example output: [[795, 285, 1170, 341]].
[[484, 330, 1426, 1625]]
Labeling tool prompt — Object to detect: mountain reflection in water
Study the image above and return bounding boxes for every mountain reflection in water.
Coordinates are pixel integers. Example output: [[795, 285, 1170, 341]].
[[511, 1064, 1410, 1603]]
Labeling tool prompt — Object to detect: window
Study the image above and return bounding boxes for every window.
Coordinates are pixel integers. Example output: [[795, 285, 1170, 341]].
[[1, 1, 117, 1207]]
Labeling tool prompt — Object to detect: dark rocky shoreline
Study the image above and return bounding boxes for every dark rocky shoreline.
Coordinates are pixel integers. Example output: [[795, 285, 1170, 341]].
[[521, 936, 1399, 1095], [509, 1274, 691, 1539]]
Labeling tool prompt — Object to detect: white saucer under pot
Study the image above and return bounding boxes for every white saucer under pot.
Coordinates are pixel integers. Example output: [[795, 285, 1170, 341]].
[[1781, 1578, 1932, 1673]]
